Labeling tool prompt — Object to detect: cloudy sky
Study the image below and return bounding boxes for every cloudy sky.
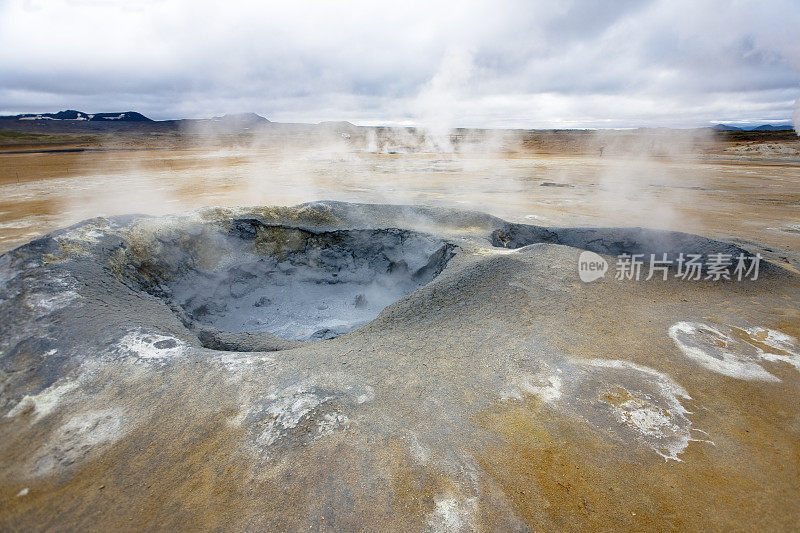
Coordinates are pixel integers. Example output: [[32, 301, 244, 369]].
[[1, 0, 798, 128]]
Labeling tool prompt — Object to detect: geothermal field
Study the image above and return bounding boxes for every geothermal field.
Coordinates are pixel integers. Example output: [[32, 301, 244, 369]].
[[0, 124, 799, 531]]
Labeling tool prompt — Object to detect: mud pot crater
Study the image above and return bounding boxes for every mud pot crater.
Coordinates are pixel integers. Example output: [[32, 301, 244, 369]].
[[119, 217, 456, 347]]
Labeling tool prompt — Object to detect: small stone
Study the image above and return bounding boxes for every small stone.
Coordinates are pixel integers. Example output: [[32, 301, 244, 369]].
[[254, 296, 272, 307], [153, 339, 178, 349]]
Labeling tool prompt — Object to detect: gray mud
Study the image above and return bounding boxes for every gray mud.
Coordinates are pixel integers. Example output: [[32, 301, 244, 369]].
[[169, 226, 454, 341]]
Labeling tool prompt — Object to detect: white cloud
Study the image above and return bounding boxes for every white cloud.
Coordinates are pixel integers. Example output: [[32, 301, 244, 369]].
[[0, 0, 798, 127]]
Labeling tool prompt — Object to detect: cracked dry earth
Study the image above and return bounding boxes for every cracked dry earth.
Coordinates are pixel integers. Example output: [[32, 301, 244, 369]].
[[1, 201, 799, 531]]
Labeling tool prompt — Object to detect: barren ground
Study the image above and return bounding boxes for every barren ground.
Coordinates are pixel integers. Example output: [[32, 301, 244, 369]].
[[1, 129, 798, 256], [0, 129, 799, 531]]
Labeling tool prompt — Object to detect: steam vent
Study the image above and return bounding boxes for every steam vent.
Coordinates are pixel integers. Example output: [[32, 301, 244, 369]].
[[1, 201, 799, 530]]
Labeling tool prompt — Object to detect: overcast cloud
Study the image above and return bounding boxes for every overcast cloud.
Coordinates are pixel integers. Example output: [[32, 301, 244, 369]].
[[0, 0, 798, 128]]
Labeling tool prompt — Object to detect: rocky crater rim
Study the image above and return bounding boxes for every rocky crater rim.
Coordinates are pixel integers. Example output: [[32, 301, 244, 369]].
[[1, 203, 789, 357], [491, 223, 767, 270]]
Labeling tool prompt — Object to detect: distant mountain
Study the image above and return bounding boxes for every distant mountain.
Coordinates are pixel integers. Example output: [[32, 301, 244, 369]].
[[1, 109, 152, 122], [750, 124, 793, 131], [317, 120, 358, 135], [0, 110, 277, 134], [91, 112, 152, 122], [318, 120, 356, 128], [211, 113, 270, 124], [711, 124, 743, 131], [712, 123, 793, 132]]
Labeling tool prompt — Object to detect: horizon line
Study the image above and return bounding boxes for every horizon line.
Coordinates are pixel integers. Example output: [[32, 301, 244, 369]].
[[0, 109, 795, 131]]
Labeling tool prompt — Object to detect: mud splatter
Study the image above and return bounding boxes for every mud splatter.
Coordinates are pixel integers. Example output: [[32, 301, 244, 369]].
[[501, 369, 563, 403], [233, 381, 374, 456], [30, 408, 127, 476], [669, 321, 799, 381], [426, 494, 477, 532], [502, 358, 695, 460], [5, 380, 78, 420], [117, 330, 186, 364]]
